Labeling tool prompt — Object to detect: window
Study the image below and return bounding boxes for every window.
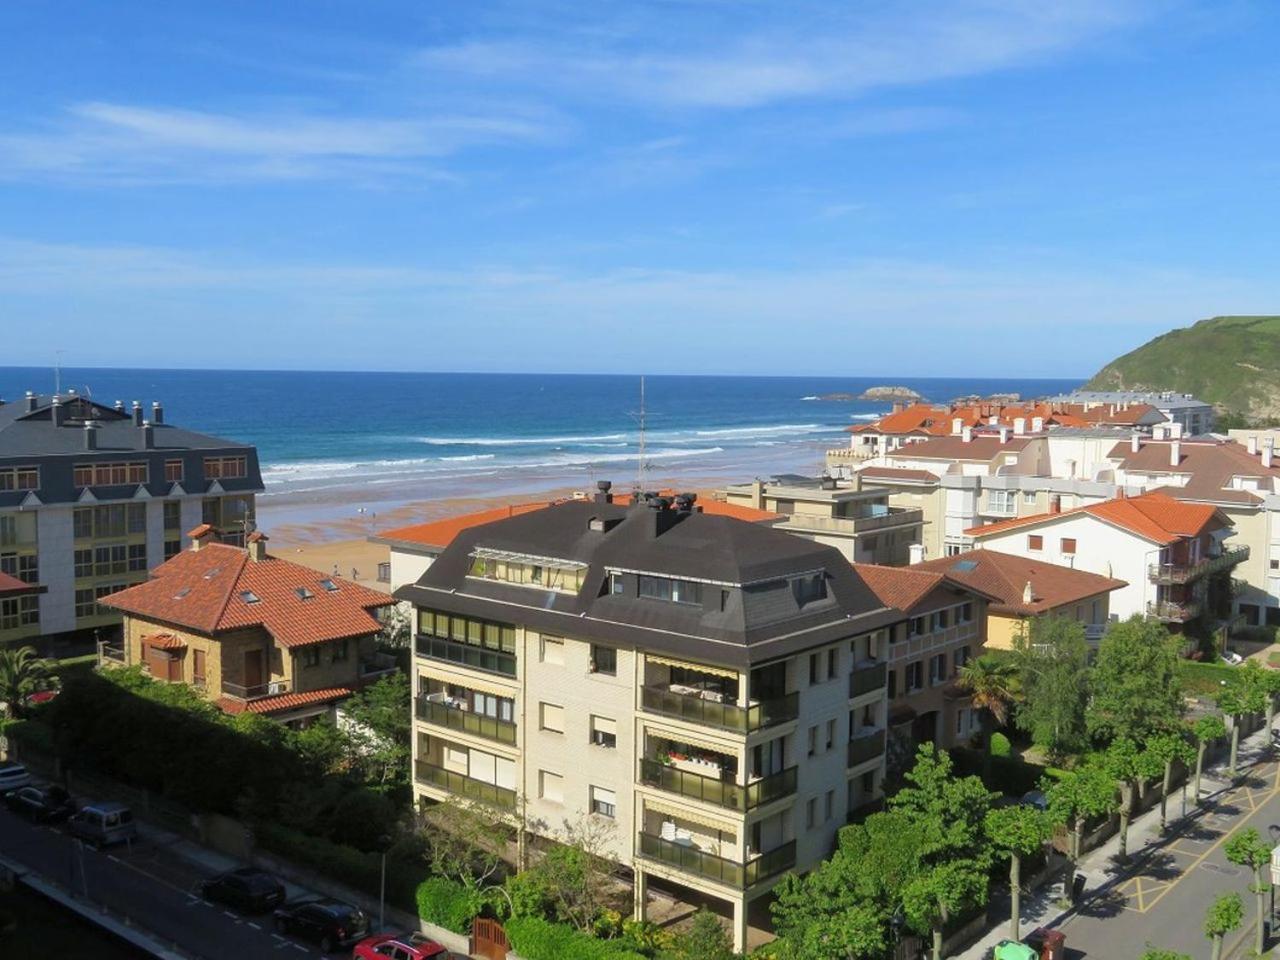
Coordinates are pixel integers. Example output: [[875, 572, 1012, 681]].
[[930, 653, 947, 685], [824, 789, 834, 822], [164, 501, 182, 531], [74, 588, 95, 618], [539, 770, 564, 803], [809, 653, 820, 685], [127, 543, 147, 571], [541, 636, 564, 665], [827, 647, 838, 680], [1060, 538, 1077, 555], [944, 543, 963, 557], [164, 538, 181, 560], [590, 786, 616, 819], [806, 797, 817, 829], [960, 602, 973, 623], [807, 725, 818, 757], [825, 718, 836, 751], [73, 509, 93, 539], [989, 490, 1015, 512], [164, 460, 184, 483], [909, 615, 927, 637], [638, 575, 702, 605], [204, 456, 248, 480], [1023, 491, 1037, 505], [302, 647, 321, 668], [72, 462, 148, 487], [1028, 534, 1043, 551], [954, 645, 971, 670], [906, 661, 923, 692], [74, 549, 92, 579], [861, 770, 875, 793], [932, 608, 949, 631], [590, 715, 616, 748], [0, 595, 38, 630], [609, 573, 625, 595], [791, 573, 827, 606], [887, 669, 897, 699], [240, 590, 261, 604], [590, 644, 617, 675], [540, 702, 565, 734], [332, 638, 349, 662], [0, 466, 39, 491]]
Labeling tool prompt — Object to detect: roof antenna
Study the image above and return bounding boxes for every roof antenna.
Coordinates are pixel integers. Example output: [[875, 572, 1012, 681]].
[[54, 349, 64, 396], [631, 375, 647, 494]]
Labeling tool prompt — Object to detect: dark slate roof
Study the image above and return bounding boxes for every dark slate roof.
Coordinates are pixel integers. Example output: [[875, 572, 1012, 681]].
[[396, 498, 904, 669]]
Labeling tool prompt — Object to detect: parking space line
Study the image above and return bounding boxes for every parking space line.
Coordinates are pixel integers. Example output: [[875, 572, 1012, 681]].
[[248, 921, 261, 930]]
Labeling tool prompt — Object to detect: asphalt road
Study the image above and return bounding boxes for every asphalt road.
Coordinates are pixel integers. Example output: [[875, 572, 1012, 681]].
[[0, 804, 340, 960], [1058, 757, 1280, 959]]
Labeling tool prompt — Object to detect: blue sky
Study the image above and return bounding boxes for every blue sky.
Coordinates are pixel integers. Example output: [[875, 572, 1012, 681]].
[[2, 1, 1278, 376]]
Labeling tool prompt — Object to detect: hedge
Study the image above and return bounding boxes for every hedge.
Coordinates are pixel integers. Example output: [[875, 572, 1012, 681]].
[[948, 747, 1047, 797], [504, 917, 649, 960], [415, 877, 486, 935], [0, 717, 55, 754]]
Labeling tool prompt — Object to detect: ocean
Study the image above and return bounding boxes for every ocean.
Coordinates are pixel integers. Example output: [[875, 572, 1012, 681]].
[[0, 369, 1081, 518]]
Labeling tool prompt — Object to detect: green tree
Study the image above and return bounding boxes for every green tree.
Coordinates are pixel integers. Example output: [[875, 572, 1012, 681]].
[[888, 745, 996, 863], [0, 646, 52, 719], [956, 654, 1018, 784], [1100, 738, 1162, 860], [1086, 616, 1184, 742], [1011, 617, 1090, 761], [1191, 714, 1227, 803], [1138, 950, 1192, 960], [1146, 731, 1196, 831], [1046, 763, 1116, 899], [1219, 663, 1270, 778], [1203, 891, 1244, 960], [663, 909, 738, 960], [984, 805, 1050, 941], [901, 859, 988, 960], [341, 672, 411, 785], [1224, 827, 1272, 957]]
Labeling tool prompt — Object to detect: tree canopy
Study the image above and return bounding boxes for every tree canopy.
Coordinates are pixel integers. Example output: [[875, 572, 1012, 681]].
[[1086, 616, 1183, 742], [1010, 616, 1090, 760]]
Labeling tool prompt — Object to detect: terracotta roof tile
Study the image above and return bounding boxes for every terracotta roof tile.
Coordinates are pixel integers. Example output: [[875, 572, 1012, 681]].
[[859, 466, 941, 484], [216, 686, 354, 716], [1111, 439, 1280, 506], [855, 565, 949, 611], [886, 435, 1033, 461], [99, 543, 393, 647], [0, 571, 37, 595], [913, 548, 1126, 616], [142, 632, 187, 650], [964, 491, 1227, 545]]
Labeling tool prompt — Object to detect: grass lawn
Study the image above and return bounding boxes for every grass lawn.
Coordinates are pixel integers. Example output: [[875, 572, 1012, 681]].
[[1178, 660, 1237, 702], [0, 884, 148, 959]]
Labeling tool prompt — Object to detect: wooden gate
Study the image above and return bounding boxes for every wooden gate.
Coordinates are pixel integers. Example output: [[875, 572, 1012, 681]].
[[471, 918, 510, 960]]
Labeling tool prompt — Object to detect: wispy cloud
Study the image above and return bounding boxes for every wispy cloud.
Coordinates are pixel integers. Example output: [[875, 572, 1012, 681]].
[[0, 101, 559, 185], [416, 2, 1151, 110]]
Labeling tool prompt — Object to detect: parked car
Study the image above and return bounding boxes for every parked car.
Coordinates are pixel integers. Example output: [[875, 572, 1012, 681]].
[[0, 763, 33, 796], [1223, 650, 1245, 665], [1020, 790, 1048, 812], [199, 867, 286, 913], [4, 784, 75, 823], [272, 898, 369, 953], [67, 801, 137, 846], [352, 931, 468, 959]]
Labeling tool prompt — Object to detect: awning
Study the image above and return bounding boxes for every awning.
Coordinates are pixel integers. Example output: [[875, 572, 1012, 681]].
[[645, 654, 738, 680], [471, 547, 587, 569], [418, 670, 518, 699], [642, 796, 740, 835], [641, 724, 738, 757]]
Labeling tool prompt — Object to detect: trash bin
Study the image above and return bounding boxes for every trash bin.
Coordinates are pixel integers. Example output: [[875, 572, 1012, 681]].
[[1025, 928, 1066, 960], [1071, 873, 1087, 903]]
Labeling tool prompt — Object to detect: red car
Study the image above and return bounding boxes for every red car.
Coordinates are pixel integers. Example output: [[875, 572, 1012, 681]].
[[351, 932, 465, 960]]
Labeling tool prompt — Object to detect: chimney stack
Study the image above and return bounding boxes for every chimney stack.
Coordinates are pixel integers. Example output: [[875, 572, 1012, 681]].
[[1022, 581, 1035, 604], [1248, 435, 1259, 455], [1013, 417, 1027, 436], [140, 421, 155, 449], [1170, 440, 1181, 467], [51, 395, 65, 427], [25, 391, 37, 413], [114, 400, 124, 413], [908, 543, 925, 565], [151, 401, 164, 425], [131, 401, 143, 426], [998, 426, 1010, 444], [961, 426, 973, 443], [1032, 416, 1044, 433], [246, 530, 268, 562], [749, 479, 765, 510], [674, 492, 698, 514], [187, 524, 216, 552], [1049, 494, 1061, 514], [594, 480, 613, 504], [892, 400, 904, 414], [952, 418, 963, 436], [1131, 432, 1142, 453], [83, 421, 99, 450], [1264, 440, 1274, 469]]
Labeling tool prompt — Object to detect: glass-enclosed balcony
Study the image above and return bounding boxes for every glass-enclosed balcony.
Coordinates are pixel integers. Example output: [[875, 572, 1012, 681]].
[[638, 757, 796, 812], [415, 759, 516, 811], [847, 728, 886, 768], [636, 831, 796, 889], [849, 661, 887, 698], [416, 693, 517, 745], [640, 658, 796, 733]]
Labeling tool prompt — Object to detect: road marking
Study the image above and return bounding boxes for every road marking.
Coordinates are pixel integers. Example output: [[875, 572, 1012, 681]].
[[248, 921, 261, 930]]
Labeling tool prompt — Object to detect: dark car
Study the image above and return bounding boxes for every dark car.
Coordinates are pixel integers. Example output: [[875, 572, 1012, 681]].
[[199, 867, 286, 913], [273, 898, 368, 953], [4, 784, 75, 823]]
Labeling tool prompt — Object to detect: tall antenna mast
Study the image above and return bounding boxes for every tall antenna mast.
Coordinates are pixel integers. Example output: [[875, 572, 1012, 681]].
[[635, 376, 647, 494], [54, 350, 64, 395]]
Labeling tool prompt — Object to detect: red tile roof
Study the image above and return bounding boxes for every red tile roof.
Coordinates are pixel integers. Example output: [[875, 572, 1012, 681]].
[[216, 686, 354, 716], [1111, 439, 1280, 506], [858, 466, 941, 484], [856, 564, 1002, 613], [886, 435, 1034, 461], [99, 543, 393, 648], [0, 571, 39, 595], [913, 549, 1126, 616], [964, 491, 1228, 545], [142, 632, 187, 651]]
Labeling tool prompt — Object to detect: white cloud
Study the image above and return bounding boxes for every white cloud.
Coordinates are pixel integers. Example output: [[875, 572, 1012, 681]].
[[0, 102, 558, 185]]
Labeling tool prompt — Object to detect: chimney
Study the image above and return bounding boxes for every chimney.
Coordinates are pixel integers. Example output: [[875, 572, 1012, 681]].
[[140, 421, 155, 449], [998, 426, 1010, 444], [187, 524, 216, 552], [1013, 417, 1027, 436], [749, 479, 765, 510], [131, 401, 143, 426], [892, 400, 905, 414], [1248, 435, 1259, 455], [594, 480, 613, 504], [674, 492, 698, 514], [1023, 581, 1035, 604], [25, 391, 37, 413], [1031, 416, 1044, 433], [83, 420, 99, 450], [644, 495, 678, 538], [820, 474, 837, 490], [246, 530, 268, 562], [908, 543, 925, 565], [1131, 432, 1141, 453], [952, 418, 963, 436], [961, 426, 973, 443], [1169, 422, 1184, 439], [114, 400, 124, 413], [1049, 495, 1061, 514], [51, 395, 65, 427], [1170, 440, 1181, 467], [151, 401, 164, 425], [1264, 440, 1274, 470]]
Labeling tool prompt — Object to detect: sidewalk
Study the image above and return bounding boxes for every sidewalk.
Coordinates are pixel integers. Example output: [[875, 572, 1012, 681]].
[[955, 720, 1278, 960]]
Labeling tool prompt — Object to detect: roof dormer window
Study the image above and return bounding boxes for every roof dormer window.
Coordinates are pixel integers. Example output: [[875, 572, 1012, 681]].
[[240, 590, 261, 604], [295, 587, 314, 601], [319, 578, 339, 592]]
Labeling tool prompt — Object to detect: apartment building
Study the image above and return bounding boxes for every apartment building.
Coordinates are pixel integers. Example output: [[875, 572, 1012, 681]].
[[395, 489, 901, 949], [912, 549, 1126, 649], [719, 474, 924, 565], [0, 391, 262, 646], [1048, 390, 1215, 435], [97, 529, 395, 725], [0, 570, 45, 647], [964, 492, 1240, 627]]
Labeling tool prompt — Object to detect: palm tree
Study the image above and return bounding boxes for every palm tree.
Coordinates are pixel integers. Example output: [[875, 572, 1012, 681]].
[[957, 654, 1017, 783], [0, 645, 51, 719]]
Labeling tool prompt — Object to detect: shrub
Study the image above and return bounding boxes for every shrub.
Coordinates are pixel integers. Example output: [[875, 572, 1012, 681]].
[[255, 822, 422, 911], [415, 877, 485, 935], [0, 717, 55, 754], [948, 746, 1045, 796], [504, 916, 649, 960], [990, 732, 1012, 757]]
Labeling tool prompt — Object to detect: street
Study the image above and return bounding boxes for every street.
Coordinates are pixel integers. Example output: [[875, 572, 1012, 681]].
[[1059, 757, 1280, 959], [0, 804, 351, 960]]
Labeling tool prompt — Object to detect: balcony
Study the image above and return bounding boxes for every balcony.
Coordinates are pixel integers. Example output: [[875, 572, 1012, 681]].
[[775, 507, 924, 537], [415, 759, 517, 811], [640, 687, 799, 734], [96, 640, 126, 667], [638, 759, 797, 811], [1148, 546, 1250, 585], [221, 679, 290, 701], [847, 729, 886, 768], [416, 696, 517, 746], [359, 651, 399, 682], [416, 634, 516, 677], [637, 833, 796, 889], [1147, 600, 1202, 623], [978, 501, 1018, 518], [849, 661, 887, 698]]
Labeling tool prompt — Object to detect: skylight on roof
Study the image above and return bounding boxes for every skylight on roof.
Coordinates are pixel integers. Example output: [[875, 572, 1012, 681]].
[[203, 567, 221, 580], [319, 578, 339, 592], [953, 560, 978, 572], [295, 587, 314, 601], [173, 587, 191, 599], [240, 590, 261, 604]]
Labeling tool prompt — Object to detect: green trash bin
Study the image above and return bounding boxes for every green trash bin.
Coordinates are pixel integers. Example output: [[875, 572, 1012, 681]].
[[993, 941, 1038, 960]]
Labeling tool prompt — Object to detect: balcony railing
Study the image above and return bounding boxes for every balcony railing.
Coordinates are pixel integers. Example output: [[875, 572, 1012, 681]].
[[775, 508, 924, 536], [850, 661, 887, 698], [416, 696, 517, 746], [415, 759, 517, 811], [416, 634, 517, 677], [359, 652, 399, 681], [637, 833, 796, 889], [638, 759, 797, 811], [1147, 600, 1202, 623], [221, 679, 291, 700], [1148, 546, 1250, 584], [96, 640, 126, 667], [848, 729, 887, 768], [640, 687, 799, 733]]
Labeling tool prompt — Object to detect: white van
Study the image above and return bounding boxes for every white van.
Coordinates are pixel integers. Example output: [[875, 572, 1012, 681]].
[[67, 802, 137, 846]]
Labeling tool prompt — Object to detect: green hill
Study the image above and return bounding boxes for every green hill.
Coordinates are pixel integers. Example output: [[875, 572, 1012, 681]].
[[1084, 315, 1280, 420]]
